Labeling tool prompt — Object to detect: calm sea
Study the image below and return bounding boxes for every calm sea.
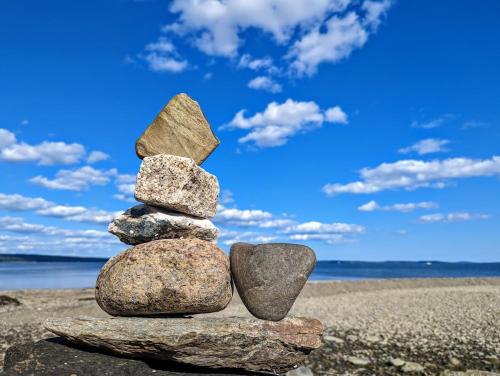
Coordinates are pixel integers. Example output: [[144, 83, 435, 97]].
[[0, 260, 499, 290]]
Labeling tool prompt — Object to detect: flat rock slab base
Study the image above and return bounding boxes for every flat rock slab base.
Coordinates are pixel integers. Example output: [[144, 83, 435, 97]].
[[44, 316, 324, 374], [1, 338, 253, 376]]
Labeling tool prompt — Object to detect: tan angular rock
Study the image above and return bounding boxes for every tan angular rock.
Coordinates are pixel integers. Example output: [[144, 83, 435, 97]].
[[95, 239, 232, 316], [45, 316, 325, 373], [135, 93, 220, 165], [108, 204, 219, 245], [134, 154, 219, 219]]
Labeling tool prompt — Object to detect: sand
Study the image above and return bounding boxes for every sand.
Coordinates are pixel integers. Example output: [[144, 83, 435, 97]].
[[1, 278, 499, 375]]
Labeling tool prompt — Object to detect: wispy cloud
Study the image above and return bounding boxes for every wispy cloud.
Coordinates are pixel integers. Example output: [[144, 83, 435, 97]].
[[418, 212, 490, 223], [0, 192, 119, 225], [323, 156, 500, 195], [248, 76, 282, 93], [358, 200, 438, 212], [139, 37, 188, 73], [30, 166, 117, 191], [87, 150, 109, 164], [411, 115, 453, 129], [399, 138, 450, 155], [462, 120, 489, 130]]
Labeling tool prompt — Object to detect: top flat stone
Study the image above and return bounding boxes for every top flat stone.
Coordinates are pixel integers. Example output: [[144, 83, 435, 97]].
[[135, 93, 220, 165]]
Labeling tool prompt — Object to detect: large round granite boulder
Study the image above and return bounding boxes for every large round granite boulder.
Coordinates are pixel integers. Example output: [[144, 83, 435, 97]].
[[96, 238, 232, 316]]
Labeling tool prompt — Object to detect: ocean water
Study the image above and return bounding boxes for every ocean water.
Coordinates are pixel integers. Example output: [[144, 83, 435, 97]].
[[0, 260, 499, 290]]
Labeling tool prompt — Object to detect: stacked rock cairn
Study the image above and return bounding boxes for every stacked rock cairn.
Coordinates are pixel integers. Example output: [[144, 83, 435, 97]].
[[45, 93, 324, 374]]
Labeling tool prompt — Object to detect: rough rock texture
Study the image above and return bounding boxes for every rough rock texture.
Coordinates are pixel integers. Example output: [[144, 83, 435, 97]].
[[1, 338, 251, 376], [108, 204, 218, 245], [135, 93, 220, 165], [95, 239, 232, 316], [230, 243, 316, 321], [44, 316, 325, 374], [135, 154, 219, 218]]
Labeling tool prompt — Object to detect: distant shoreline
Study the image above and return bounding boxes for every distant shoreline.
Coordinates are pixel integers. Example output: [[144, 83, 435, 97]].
[[1, 253, 499, 264], [0, 254, 108, 263]]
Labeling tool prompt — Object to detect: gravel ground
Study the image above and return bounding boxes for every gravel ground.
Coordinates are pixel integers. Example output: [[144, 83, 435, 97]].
[[1, 278, 499, 375]]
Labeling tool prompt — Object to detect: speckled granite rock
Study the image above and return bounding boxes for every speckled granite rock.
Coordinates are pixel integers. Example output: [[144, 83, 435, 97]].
[[135, 154, 219, 219], [230, 243, 316, 321], [108, 204, 218, 245], [135, 93, 220, 165], [2, 338, 250, 376], [45, 316, 324, 373], [95, 239, 232, 316]]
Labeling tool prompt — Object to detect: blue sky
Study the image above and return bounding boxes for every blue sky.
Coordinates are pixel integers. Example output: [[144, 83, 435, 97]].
[[0, 0, 499, 261]]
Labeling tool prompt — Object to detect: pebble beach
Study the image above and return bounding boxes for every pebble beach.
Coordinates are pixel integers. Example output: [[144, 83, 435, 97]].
[[1, 277, 499, 375]]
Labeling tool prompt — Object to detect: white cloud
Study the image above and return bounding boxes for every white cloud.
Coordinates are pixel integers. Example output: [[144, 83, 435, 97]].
[[0, 128, 86, 165], [0, 128, 112, 166], [323, 156, 500, 195], [288, 233, 350, 244], [288, 13, 367, 76], [166, 0, 351, 57], [282, 220, 364, 244], [288, 1, 391, 76], [220, 190, 235, 205], [143, 53, 188, 73], [152, 0, 391, 77], [411, 115, 451, 129], [87, 150, 109, 163], [140, 37, 188, 73], [217, 229, 278, 246], [214, 191, 365, 246], [30, 166, 117, 191], [62, 209, 118, 225], [113, 174, 136, 202], [248, 76, 282, 93], [224, 99, 348, 147], [0, 129, 17, 149], [284, 220, 365, 234], [238, 54, 275, 71], [214, 204, 273, 227], [0, 192, 119, 225], [325, 106, 349, 123], [0, 193, 51, 211], [418, 212, 490, 223], [36, 205, 87, 217], [462, 120, 488, 129], [358, 200, 438, 212], [0, 216, 121, 256], [399, 138, 450, 155], [0, 216, 107, 237]]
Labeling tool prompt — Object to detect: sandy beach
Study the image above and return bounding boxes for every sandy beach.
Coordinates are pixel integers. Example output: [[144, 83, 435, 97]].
[[1, 278, 499, 375]]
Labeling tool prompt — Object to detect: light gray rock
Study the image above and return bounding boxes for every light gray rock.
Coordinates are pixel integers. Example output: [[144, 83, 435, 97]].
[[95, 239, 232, 316], [323, 335, 344, 344], [135, 154, 219, 218], [108, 204, 218, 245], [286, 366, 314, 376], [45, 316, 325, 374], [347, 356, 371, 366], [401, 361, 425, 373], [230, 243, 316, 321], [389, 357, 406, 367]]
